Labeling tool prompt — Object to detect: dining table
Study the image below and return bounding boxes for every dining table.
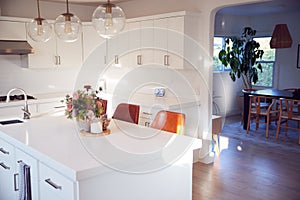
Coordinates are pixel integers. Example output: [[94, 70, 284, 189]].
[[243, 89, 300, 130]]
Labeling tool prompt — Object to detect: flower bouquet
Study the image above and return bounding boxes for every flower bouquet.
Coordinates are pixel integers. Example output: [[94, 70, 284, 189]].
[[63, 85, 107, 132]]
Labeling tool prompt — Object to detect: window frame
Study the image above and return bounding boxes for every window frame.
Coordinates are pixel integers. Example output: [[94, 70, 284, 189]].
[[213, 36, 276, 88]]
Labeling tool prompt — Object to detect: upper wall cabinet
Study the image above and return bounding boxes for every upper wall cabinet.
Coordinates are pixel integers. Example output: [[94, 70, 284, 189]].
[[0, 20, 27, 40], [82, 23, 106, 62], [105, 11, 200, 69], [27, 24, 83, 69]]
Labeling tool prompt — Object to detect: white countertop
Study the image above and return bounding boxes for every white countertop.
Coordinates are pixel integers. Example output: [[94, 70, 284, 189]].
[[0, 108, 202, 181]]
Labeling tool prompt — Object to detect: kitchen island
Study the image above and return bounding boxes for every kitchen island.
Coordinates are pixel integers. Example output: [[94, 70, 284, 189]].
[[0, 108, 202, 200]]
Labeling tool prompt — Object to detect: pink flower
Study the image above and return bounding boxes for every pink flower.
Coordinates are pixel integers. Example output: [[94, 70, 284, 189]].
[[73, 92, 78, 100]]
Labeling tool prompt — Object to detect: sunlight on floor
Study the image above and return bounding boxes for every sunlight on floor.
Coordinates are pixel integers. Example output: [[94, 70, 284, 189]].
[[215, 135, 229, 154]]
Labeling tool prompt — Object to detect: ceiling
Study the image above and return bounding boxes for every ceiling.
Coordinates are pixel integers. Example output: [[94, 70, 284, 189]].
[[218, 0, 300, 16], [42, 0, 300, 15]]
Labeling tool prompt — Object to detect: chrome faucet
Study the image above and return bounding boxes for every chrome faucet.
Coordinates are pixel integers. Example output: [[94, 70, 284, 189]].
[[6, 88, 31, 119]]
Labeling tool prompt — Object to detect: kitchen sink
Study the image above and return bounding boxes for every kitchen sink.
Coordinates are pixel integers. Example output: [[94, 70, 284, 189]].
[[0, 119, 24, 125]]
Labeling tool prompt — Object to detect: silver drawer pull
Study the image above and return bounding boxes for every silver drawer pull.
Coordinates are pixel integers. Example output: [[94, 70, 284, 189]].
[[137, 55, 142, 65], [14, 173, 19, 191], [45, 178, 62, 190], [0, 162, 10, 170], [0, 147, 9, 154], [164, 55, 170, 66], [142, 112, 152, 115]]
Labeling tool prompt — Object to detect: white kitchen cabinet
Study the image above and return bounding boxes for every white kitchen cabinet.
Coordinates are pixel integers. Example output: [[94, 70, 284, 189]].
[[15, 149, 39, 200], [120, 13, 188, 69], [0, 139, 40, 200], [0, 20, 27, 40], [26, 28, 56, 68], [82, 23, 106, 63], [39, 162, 76, 200], [153, 16, 184, 69], [27, 23, 83, 68], [0, 138, 17, 200], [55, 35, 83, 68]]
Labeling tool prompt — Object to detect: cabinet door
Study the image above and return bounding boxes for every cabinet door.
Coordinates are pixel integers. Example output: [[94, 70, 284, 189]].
[[126, 21, 141, 67], [55, 34, 83, 68], [15, 149, 39, 200], [167, 16, 184, 69], [27, 24, 56, 68], [82, 24, 105, 62], [0, 20, 26, 40], [140, 20, 154, 65], [153, 17, 184, 69], [153, 18, 168, 67], [39, 163, 75, 200], [0, 138, 17, 200]]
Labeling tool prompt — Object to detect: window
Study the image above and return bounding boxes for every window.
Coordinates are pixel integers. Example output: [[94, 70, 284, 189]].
[[213, 36, 275, 87], [253, 37, 275, 87]]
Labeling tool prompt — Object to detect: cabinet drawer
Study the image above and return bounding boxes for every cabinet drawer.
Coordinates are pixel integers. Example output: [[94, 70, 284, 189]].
[[39, 163, 75, 200]]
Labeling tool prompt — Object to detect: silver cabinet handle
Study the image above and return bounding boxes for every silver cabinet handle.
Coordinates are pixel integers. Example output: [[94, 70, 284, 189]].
[[14, 173, 19, 191], [0, 162, 10, 170], [164, 55, 170, 66], [0, 147, 9, 154], [114, 55, 119, 64], [57, 56, 61, 65], [45, 178, 62, 190], [137, 55, 142, 65], [55, 56, 61, 65], [54, 56, 58, 65]]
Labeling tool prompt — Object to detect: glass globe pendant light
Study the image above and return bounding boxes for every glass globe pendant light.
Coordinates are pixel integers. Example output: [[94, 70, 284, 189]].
[[92, 0, 126, 39], [27, 0, 52, 42], [54, 0, 82, 42]]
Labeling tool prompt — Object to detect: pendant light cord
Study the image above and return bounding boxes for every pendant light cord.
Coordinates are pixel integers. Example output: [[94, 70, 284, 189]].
[[37, 0, 41, 18], [66, 0, 70, 14]]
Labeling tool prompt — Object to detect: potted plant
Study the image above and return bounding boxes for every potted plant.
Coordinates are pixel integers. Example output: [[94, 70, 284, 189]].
[[218, 27, 264, 90]]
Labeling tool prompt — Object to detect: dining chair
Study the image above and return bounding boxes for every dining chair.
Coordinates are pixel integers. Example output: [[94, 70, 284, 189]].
[[247, 95, 278, 138], [112, 103, 140, 124], [151, 110, 186, 134], [276, 98, 300, 144]]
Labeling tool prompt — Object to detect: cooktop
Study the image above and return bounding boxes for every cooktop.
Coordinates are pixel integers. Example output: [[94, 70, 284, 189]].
[[0, 94, 36, 102]]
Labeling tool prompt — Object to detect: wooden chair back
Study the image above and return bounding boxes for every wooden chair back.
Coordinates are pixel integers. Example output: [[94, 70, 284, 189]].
[[247, 95, 278, 138], [151, 110, 186, 134], [112, 103, 140, 124], [276, 98, 300, 144]]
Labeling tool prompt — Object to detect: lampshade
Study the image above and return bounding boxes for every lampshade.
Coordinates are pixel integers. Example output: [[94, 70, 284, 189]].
[[92, 0, 126, 39], [270, 24, 292, 49], [54, 0, 82, 42], [27, 0, 52, 42]]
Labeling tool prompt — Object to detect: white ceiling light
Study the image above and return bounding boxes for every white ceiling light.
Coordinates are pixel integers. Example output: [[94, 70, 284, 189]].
[[54, 0, 82, 42], [92, 0, 126, 39], [27, 0, 52, 42]]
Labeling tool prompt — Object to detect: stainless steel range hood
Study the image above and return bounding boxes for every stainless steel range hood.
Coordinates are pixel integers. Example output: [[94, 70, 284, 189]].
[[0, 40, 34, 55]]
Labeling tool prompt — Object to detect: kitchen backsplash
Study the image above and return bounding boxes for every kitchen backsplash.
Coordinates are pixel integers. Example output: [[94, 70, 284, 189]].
[[0, 55, 78, 96]]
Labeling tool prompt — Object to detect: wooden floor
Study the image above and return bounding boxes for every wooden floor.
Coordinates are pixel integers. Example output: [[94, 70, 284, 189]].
[[192, 117, 300, 200]]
